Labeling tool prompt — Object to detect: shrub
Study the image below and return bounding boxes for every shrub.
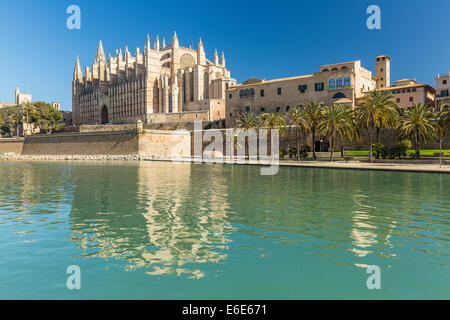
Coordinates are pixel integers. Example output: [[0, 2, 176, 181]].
[[288, 147, 297, 158], [299, 144, 311, 159], [280, 149, 287, 158]]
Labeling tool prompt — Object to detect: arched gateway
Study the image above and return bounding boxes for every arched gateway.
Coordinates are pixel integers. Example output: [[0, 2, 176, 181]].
[[101, 105, 109, 124]]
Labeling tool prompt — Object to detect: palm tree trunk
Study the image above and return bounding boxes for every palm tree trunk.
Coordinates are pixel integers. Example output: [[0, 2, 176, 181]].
[[376, 127, 380, 143], [369, 128, 374, 162], [330, 135, 335, 162], [312, 128, 316, 160], [415, 129, 420, 159], [296, 127, 300, 161]]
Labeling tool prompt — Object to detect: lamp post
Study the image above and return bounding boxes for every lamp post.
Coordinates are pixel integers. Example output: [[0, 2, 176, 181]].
[[440, 139, 443, 168]]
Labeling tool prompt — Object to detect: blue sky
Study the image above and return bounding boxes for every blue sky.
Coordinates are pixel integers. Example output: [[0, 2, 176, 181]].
[[0, 0, 448, 111]]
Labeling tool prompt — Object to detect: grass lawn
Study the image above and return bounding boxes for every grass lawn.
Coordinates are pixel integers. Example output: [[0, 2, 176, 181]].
[[345, 150, 450, 156]]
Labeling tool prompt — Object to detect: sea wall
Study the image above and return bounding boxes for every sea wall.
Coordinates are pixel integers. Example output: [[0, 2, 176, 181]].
[[0, 130, 190, 158], [0, 138, 24, 154], [22, 132, 140, 155]]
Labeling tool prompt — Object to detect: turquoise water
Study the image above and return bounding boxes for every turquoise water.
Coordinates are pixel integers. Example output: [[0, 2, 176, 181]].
[[0, 161, 449, 299]]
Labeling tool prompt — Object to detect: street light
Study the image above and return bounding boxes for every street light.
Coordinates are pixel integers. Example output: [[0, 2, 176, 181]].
[[440, 139, 443, 168]]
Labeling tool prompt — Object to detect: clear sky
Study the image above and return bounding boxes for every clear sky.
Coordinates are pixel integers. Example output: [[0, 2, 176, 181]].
[[0, 0, 449, 111]]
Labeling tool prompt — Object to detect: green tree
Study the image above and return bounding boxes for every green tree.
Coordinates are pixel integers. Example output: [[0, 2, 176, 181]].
[[318, 104, 357, 162], [355, 90, 399, 161], [302, 101, 323, 160], [399, 103, 438, 159], [21, 101, 35, 136], [6, 107, 21, 137], [288, 107, 306, 161], [31, 102, 64, 134]]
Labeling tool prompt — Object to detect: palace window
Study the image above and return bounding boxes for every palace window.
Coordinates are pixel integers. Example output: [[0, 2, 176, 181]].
[[286, 106, 290, 112], [260, 89, 265, 97], [444, 80, 448, 85], [277, 88, 282, 95], [229, 94, 232, 99], [276, 106, 281, 112], [298, 84, 307, 92], [260, 107, 265, 112], [329, 79, 335, 89], [442, 90, 449, 97], [240, 90, 244, 97], [315, 82, 324, 91], [409, 97, 414, 102], [250, 88, 255, 96], [344, 77, 350, 86], [245, 106, 251, 113], [245, 89, 249, 97], [337, 78, 342, 87], [397, 98, 401, 103]]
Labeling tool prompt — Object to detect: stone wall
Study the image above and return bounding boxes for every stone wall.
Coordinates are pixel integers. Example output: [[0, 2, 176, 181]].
[[0, 130, 191, 158], [0, 138, 24, 154], [139, 130, 191, 159], [22, 132, 140, 155]]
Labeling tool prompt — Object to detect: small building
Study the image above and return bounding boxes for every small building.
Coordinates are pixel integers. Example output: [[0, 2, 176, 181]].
[[435, 73, 450, 111], [61, 111, 73, 126], [381, 79, 436, 110]]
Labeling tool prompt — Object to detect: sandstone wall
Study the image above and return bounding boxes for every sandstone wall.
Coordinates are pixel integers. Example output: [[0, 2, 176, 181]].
[[0, 138, 24, 154], [22, 132, 139, 155], [139, 130, 191, 159]]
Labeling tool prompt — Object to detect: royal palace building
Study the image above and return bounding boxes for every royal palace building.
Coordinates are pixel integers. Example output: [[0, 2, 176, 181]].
[[72, 32, 236, 126], [225, 57, 382, 127], [225, 55, 437, 127]]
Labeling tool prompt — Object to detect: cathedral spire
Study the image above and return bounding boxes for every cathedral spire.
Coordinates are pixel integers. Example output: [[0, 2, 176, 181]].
[[73, 55, 83, 81], [221, 51, 225, 67], [213, 49, 219, 66], [96, 40, 105, 61], [154, 35, 160, 51], [162, 37, 166, 49], [197, 38, 205, 65], [172, 31, 179, 48], [145, 34, 150, 51]]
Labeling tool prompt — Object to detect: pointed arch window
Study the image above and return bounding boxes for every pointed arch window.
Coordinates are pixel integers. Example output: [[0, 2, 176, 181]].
[[337, 78, 342, 87], [344, 77, 350, 86]]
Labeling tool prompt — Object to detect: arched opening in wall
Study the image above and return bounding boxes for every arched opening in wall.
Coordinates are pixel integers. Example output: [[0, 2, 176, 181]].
[[332, 92, 346, 99], [101, 105, 109, 124]]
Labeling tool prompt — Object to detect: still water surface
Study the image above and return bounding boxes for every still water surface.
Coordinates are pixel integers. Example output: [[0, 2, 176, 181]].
[[0, 161, 449, 299]]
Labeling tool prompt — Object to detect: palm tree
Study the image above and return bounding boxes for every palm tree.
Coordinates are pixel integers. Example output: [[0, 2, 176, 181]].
[[302, 101, 323, 160], [355, 90, 399, 161], [21, 101, 34, 136], [260, 112, 287, 137], [399, 103, 438, 159], [318, 104, 357, 161], [438, 103, 450, 138], [237, 112, 260, 130], [236, 112, 260, 159], [288, 107, 305, 161]]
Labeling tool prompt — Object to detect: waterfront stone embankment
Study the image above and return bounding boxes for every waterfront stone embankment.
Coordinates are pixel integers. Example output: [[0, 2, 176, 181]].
[[1, 153, 449, 174]]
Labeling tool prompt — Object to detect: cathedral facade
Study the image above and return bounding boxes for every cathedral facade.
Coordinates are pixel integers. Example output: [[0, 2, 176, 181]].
[[72, 32, 236, 126]]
